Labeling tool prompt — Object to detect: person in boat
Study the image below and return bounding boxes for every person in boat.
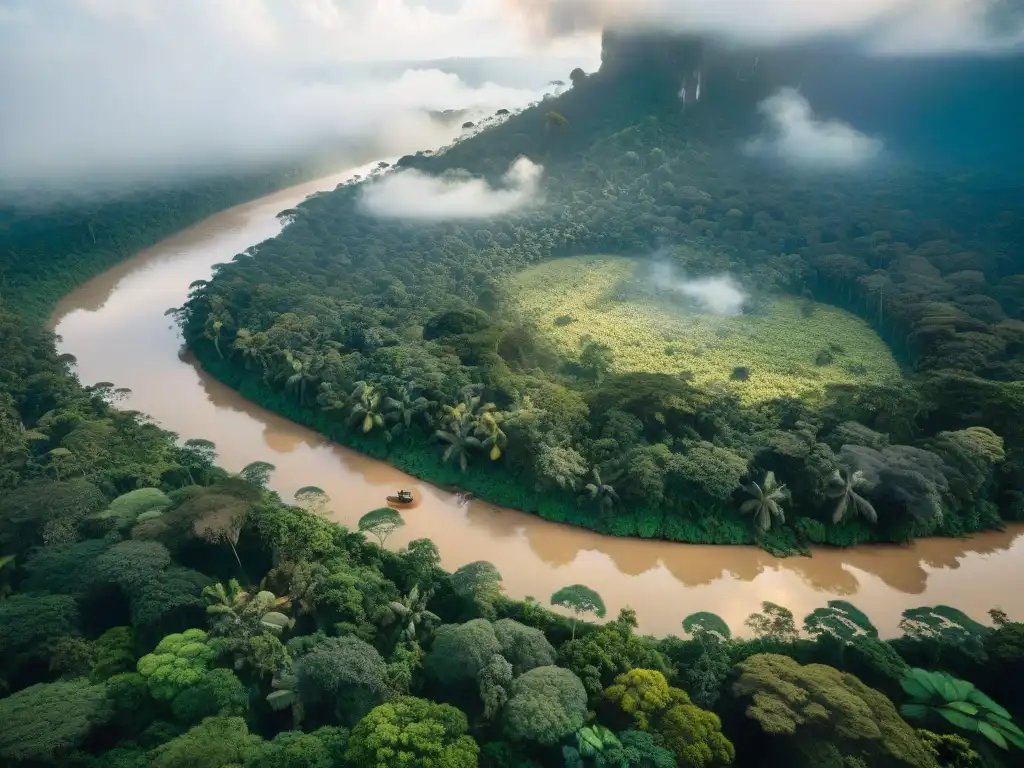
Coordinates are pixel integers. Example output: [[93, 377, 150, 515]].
[[395, 489, 413, 503]]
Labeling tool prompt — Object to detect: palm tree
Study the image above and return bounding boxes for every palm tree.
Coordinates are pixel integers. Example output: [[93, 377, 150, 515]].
[[826, 466, 878, 524], [579, 467, 619, 510], [203, 578, 250, 618], [283, 351, 318, 405], [204, 315, 228, 359], [385, 584, 441, 643], [384, 381, 432, 438], [741, 471, 788, 533], [203, 579, 292, 637], [443, 387, 496, 432], [436, 419, 483, 473], [233, 328, 269, 371], [477, 410, 507, 461], [348, 381, 384, 434]]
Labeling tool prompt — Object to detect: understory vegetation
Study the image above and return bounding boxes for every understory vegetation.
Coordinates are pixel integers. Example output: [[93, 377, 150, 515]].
[[180, 35, 1024, 552], [3, 309, 1024, 767]]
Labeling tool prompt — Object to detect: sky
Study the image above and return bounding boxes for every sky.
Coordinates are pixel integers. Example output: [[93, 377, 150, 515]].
[[0, 0, 597, 192], [0, 0, 1020, 193]]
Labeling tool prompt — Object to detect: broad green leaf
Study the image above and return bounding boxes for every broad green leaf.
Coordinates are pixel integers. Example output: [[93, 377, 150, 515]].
[[986, 713, 1024, 737], [899, 703, 931, 720], [979, 722, 1008, 750], [579, 727, 603, 752], [939, 707, 980, 732], [260, 611, 291, 631], [1004, 729, 1024, 751], [950, 678, 976, 702], [938, 675, 960, 703], [968, 689, 1012, 720], [910, 668, 941, 697], [946, 701, 978, 716], [900, 676, 931, 701]]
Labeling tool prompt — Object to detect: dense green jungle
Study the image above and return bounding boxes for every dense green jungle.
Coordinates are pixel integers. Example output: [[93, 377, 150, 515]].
[[0, 147, 379, 323], [2, 28, 1024, 768], [5, 309, 1024, 768], [180, 34, 1024, 555]]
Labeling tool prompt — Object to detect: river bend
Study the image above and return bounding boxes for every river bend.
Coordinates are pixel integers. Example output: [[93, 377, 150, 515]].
[[50, 164, 1024, 637]]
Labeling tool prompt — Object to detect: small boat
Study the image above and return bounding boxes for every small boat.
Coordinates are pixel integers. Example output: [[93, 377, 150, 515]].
[[387, 490, 414, 505]]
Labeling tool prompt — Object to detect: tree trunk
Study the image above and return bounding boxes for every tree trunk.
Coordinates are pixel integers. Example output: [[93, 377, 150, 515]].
[[227, 540, 248, 584]]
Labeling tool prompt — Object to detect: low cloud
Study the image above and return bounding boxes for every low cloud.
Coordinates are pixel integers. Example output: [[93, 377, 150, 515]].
[[743, 89, 883, 170], [359, 156, 543, 220], [510, 0, 1024, 55], [0, 1, 576, 195], [651, 262, 746, 316]]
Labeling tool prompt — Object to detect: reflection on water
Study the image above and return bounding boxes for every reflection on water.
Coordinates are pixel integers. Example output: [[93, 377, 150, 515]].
[[49, 166, 1024, 638]]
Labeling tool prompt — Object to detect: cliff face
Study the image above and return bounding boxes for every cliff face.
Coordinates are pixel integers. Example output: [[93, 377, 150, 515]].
[[596, 28, 1024, 169], [597, 30, 707, 109]]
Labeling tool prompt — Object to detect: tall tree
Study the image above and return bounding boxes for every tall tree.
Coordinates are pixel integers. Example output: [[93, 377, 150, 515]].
[[579, 467, 620, 510], [733, 654, 936, 768], [383, 381, 432, 438], [503, 666, 588, 746], [0, 679, 113, 766], [552, 584, 607, 640], [358, 507, 405, 547], [294, 486, 330, 515], [435, 417, 483, 473], [345, 696, 479, 768], [348, 381, 385, 435]]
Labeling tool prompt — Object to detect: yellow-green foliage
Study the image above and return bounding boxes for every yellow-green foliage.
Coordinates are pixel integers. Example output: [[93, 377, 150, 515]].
[[137, 628, 216, 701], [732, 654, 938, 767], [505, 256, 901, 404], [604, 668, 735, 767]]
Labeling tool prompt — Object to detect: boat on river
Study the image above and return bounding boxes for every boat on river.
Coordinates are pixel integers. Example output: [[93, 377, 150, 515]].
[[387, 489, 414, 506]]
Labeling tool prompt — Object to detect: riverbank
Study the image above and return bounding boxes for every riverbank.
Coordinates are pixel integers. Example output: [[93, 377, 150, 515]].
[[5, 155, 381, 324], [190, 338, 1012, 556], [48, 167, 1024, 638], [190, 345, 811, 554]]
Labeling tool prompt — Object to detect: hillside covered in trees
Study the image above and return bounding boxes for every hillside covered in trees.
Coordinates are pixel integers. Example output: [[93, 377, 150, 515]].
[[181, 32, 1024, 553], [5, 305, 1024, 766], [3, 22, 1024, 768], [0, 127, 402, 324]]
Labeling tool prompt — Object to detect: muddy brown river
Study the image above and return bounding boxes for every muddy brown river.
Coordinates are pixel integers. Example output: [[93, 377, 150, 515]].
[[49, 164, 1024, 638]]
